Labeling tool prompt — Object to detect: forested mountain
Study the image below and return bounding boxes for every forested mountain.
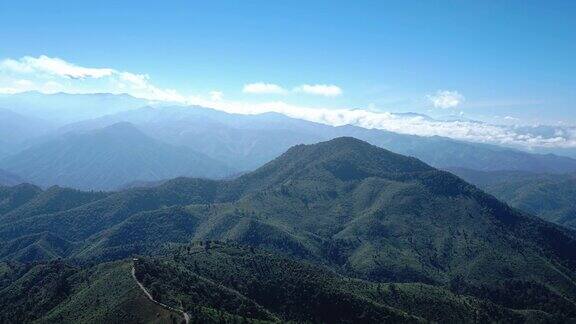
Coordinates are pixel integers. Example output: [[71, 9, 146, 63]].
[[450, 168, 576, 229], [60, 105, 576, 173], [0, 122, 235, 190], [0, 260, 183, 323], [1, 138, 576, 321]]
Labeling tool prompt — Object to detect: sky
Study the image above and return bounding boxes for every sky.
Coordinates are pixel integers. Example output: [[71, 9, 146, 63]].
[[0, 1, 575, 148]]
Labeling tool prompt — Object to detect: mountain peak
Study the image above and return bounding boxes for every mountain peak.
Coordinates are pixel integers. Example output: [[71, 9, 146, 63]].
[[90, 122, 147, 140], [284, 136, 433, 174], [238, 137, 434, 190]]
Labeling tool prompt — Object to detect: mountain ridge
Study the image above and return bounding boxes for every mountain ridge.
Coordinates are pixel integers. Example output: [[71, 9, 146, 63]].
[[2, 137, 576, 320], [0, 122, 235, 190]]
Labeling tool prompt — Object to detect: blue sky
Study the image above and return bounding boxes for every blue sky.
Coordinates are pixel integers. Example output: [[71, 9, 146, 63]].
[[0, 0, 575, 126]]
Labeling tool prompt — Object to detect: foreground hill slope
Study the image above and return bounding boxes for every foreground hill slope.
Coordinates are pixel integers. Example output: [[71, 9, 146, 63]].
[[0, 122, 234, 190], [134, 242, 559, 323], [0, 244, 560, 323], [2, 137, 576, 320], [0, 260, 184, 323]]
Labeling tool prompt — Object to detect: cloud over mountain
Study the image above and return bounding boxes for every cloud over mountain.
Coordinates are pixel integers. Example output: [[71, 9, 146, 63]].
[[1, 55, 575, 150]]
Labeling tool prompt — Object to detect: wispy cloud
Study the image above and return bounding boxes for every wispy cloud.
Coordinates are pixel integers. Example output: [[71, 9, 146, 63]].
[[1, 55, 575, 149], [243, 82, 342, 97], [427, 90, 465, 109], [0, 55, 186, 102], [294, 84, 342, 97], [1, 55, 114, 79], [242, 82, 287, 94]]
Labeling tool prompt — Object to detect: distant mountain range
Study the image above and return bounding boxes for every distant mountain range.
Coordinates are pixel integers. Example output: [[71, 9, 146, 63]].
[[1, 93, 576, 191], [0, 108, 55, 157], [0, 122, 235, 190], [1, 138, 576, 321], [0, 91, 146, 125], [60, 105, 576, 174]]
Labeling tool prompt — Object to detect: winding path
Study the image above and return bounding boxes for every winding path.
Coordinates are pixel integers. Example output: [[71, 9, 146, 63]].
[[131, 264, 190, 324]]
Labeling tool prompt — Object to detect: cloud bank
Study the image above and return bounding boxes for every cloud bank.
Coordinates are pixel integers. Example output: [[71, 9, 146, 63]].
[[1, 55, 574, 149]]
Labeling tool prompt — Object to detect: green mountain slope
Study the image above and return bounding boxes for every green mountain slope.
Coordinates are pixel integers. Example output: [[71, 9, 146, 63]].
[[450, 168, 576, 229], [0, 260, 184, 324], [2, 137, 576, 321], [0, 183, 43, 215], [135, 242, 560, 322]]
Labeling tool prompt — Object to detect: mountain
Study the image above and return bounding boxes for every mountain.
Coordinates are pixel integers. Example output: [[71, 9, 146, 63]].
[[0, 108, 54, 156], [339, 125, 576, 174], [59, 105, 327, 171], [0, 91, 147, 125], [133, 243, 556, 323], [0, 169, 25, 186], [1, 137, 576, 320], [449, 168, 576, 229], [59, 105, 576, 173], [0, 122, 235, 190]]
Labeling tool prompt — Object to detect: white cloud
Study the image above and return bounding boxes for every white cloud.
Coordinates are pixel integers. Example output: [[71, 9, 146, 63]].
[[242, 82, 343, 97], [0, 55, 187, 102], [427, 90, 465, 109], [242, 82, 286, 94], [209, 90, 224, 101], [294, 84, 342, 97], [0, 55, 115, 79], [1, 55, 574, 149], [201, 100, 576, 149]]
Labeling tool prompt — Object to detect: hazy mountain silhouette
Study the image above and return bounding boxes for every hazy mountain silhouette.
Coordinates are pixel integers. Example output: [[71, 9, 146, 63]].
[[0, 122, 235, 190]]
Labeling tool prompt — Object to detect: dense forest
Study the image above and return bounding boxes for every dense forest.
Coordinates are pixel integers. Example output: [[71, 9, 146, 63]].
[[1, 137, 576, 322]]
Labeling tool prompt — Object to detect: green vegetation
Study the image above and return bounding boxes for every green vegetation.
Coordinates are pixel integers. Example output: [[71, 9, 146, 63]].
[[2, 137, 576, 322], [450, 168, 576, 229], [0, 260, 184, 324], [135, 242, 561, 322]]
